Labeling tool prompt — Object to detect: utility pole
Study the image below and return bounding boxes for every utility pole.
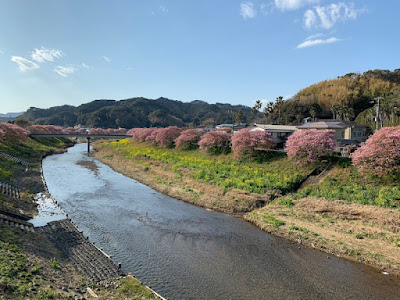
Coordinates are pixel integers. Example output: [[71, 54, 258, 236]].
[[374, 96, 383, 131]]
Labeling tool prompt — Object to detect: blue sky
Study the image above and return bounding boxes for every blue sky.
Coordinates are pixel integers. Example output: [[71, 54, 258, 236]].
[[0, 0, 399, 113]]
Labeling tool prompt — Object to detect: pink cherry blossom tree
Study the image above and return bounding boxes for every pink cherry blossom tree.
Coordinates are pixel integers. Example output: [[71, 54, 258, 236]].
[[175, 129, 203, 150], [133, 128, 158, 142], [145, 128, 162, 145], [155, 126, 182, 147], [351, 127, 400, 178], [232, 128, 273, 159], [0, 122, 29, 143], [285, 129, 338, 164], [198, 131, 231, 154]]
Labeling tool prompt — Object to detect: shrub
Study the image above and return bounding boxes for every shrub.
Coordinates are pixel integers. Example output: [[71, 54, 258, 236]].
[[155, 126, 182, 147], [232, 128, 273, 159], [175, 129, 203, 150], [198, 131, 231, 154], [351, 127, 400, 179], [285, 129, 337, 164]]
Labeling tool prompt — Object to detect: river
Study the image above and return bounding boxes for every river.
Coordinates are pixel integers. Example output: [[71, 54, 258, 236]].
[[42, 143, 400, 299]]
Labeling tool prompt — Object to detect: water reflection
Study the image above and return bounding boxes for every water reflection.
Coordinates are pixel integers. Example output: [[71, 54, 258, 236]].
[[42, 143, 400, 300]]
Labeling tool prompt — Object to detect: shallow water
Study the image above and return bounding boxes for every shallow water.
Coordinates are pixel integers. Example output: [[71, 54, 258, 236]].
[[42, 143, 400, 299], [29, 192, 66, 227]]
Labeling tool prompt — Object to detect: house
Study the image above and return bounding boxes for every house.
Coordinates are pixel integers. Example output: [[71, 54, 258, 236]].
[[251, 124, 298, 148], [215, 123, 248, 133], [296, 120, 369, 143]]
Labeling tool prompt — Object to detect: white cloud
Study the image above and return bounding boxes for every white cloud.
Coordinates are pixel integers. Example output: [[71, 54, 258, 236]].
[[54, 63, 89, 77], [11, 56, 40, 71], [103, 56, 111, 63], [31, 47, 64, 63], [54, 65, 76, 77], [240, 2, 257, 19], [305, 2, 366, 29], [304, 9, 316, 29], [296, 37, 341, 48], [275, 0, 320, 11]]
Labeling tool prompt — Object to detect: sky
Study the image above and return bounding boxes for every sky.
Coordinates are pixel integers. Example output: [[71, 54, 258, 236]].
[[0, 0, 399, 114]]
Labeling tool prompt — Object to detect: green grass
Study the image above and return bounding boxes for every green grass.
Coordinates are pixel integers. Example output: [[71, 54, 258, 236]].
[[263, 214, 286, 228], [292, 167, 400, 208], [99, 139, 315, 195], [0, 137, 72, 161]]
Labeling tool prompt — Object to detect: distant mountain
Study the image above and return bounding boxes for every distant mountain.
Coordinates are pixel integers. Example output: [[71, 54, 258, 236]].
[[19, 97, 255, 128], [0, 112, 24, 118]]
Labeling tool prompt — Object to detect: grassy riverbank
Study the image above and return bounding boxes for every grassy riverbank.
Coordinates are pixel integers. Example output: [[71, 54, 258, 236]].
[[94, 139, 400, 275], [0, 136, 158, 299]]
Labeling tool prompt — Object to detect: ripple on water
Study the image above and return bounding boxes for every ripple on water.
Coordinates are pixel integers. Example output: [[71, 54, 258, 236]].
[[42, 143, 400, 300]]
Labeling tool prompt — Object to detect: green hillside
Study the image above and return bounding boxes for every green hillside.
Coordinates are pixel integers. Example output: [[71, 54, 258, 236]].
[[20, 97, 255, 128], [260, 69, 400, 128]]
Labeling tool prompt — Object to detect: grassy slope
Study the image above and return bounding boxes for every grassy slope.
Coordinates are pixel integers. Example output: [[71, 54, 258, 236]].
[[0, 137, 157, 299], [94, 139, 315, 213], [94, 139, 400, 274]]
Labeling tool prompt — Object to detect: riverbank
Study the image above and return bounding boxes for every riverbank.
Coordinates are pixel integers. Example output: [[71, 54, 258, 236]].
[[93, 139, 400, 276], [0, 136, 159, 299]]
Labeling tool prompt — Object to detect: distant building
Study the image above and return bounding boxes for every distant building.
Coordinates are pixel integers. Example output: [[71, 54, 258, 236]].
[[215, 123, 248, 133], [296, 120, 369, 143], [251, 124, 298, 148]]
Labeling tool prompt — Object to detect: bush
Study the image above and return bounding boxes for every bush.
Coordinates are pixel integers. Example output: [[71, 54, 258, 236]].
[[351, 127, 400, 179], [285, 129, 337, 164], [198, 131, 231, 154], [232, 128, 273, 159], [175, 129, 203, 150]]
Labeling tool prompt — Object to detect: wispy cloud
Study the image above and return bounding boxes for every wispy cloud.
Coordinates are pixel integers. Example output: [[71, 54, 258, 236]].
[[304, 2, 366, 29], [31, 47, 64, 63], [11, 56, 40, 71], [274, 0, 320, 11], [54, 65, 76, 77], [54, 63, 89, 77], [103, 56, 111, 63], [240, 2, 257, 19], [81, 62, 89, 69], [297, 37, 341, 48]]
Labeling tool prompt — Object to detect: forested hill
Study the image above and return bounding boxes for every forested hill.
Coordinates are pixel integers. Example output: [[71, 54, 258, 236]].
[[19, 97, 254, 128], [268, 69, 400, 127]]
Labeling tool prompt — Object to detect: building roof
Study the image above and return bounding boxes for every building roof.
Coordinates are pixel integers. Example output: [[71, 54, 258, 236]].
[[253, 124, 298, 131], [297, 120, 367, 130]]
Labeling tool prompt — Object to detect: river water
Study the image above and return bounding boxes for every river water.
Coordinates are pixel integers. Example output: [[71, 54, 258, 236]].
[[42, 143, 400, 299]]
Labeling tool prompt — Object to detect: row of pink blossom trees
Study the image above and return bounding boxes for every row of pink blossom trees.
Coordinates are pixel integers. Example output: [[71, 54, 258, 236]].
[[0, 122, 30, 143], [284, 126, 400, 180], [129, 126, 274, 157], [26, 125, 128, 135]]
